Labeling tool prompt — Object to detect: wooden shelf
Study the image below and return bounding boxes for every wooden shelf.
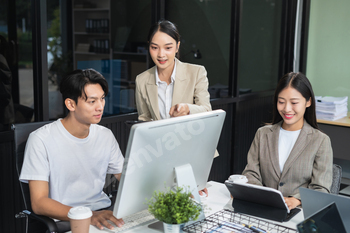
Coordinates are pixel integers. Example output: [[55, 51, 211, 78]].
[[73, 8, 109, 11], [74, 51, 109, 55], [113, 51, 148, 56], [317, 112, 350, 128], [74, 32, 109, 36]]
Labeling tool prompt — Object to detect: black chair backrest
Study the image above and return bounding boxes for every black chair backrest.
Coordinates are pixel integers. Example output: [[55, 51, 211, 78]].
[[331, 164, 342, 195], [13, 121, 52, 211]]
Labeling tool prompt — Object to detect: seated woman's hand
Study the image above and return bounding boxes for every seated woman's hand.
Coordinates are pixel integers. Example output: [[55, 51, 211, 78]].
[[91, 210, 124, 230], [283, 197, 301, 210], [169, 103, 190, 117]]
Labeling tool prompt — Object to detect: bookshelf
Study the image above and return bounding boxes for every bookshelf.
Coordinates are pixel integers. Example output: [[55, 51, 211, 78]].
[[72, 0, 112, 68], [72, 0, 150, 115]]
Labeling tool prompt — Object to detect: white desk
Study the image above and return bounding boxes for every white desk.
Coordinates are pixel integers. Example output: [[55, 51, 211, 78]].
[[81, 181, 304, 233]]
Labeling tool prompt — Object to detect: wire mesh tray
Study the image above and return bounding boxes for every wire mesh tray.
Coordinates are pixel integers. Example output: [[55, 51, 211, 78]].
[[183, 209, 297, 233]]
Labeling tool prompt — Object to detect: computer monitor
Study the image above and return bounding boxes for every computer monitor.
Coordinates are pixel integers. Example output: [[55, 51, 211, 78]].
[[113, 110, 226, 218]]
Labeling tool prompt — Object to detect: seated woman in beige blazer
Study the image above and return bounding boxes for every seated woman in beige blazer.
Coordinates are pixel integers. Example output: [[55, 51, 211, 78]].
[[135, 20, 211, 122], [242, 72, 333, 210]]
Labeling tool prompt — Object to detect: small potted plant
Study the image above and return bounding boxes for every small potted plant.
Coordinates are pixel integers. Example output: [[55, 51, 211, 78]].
[[146, 186, 202, 233]]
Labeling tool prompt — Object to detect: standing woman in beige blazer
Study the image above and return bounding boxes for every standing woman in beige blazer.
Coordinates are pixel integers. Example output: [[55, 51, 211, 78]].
[[135, 20, 211, 122], [242, 72, 333, 210], [135, 20, 212, 196]]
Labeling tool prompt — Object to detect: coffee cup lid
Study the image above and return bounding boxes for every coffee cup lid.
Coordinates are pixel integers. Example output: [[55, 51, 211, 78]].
[[68, 206, 92, 220], [228, 175, 248, 183]]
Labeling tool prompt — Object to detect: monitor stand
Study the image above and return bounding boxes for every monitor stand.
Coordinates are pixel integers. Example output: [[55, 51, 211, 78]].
[[148, 221, 163, 231], [148, 163, 205, 231], [174, 163, 206, 221]]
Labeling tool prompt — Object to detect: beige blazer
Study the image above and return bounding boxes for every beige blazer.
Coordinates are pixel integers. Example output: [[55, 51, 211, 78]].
[[242, 120, 333, 200], [135, 58, 212, 121]]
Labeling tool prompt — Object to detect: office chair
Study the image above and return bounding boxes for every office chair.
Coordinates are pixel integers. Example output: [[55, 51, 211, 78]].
[[13, 121, 59, 233], [330, 164, 342, 195], [13, 121, 120, 233]]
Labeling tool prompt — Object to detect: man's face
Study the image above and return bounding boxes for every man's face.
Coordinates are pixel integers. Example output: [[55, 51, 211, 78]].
[[73, 83, 105, 125]]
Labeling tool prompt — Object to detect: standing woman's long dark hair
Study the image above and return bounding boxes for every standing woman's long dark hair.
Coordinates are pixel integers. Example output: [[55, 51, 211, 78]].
[[272, 72, 319, 129]]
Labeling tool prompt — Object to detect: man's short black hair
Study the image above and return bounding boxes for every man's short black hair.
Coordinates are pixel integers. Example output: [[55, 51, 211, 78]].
[[59, 69, 108, 105]]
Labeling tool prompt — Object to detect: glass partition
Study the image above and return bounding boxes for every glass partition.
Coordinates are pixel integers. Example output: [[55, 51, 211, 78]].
[[166, 0, 232, 99], [16, 0, 35, 123], [47, 0, 72, 119], [237, 0, 282, 94]]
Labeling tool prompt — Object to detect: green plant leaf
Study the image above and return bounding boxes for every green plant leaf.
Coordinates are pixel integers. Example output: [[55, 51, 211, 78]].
[[146, 185, 203, 224]]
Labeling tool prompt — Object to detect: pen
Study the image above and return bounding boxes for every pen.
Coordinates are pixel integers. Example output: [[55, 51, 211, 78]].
[[242, 223, 269, 233], [219, 222, 250, 232]]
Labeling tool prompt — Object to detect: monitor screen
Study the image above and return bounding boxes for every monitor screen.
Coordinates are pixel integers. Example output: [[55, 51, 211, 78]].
[[113, 110, 226, 218]]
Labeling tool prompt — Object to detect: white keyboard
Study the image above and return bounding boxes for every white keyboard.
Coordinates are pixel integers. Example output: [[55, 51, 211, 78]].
[[107, 209, 156, 232]]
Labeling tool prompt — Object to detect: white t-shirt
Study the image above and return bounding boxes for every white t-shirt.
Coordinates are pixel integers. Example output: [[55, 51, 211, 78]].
[[278, 127, 301, 173], [19, 119, 124, 211], [155, 61, 177, 119]]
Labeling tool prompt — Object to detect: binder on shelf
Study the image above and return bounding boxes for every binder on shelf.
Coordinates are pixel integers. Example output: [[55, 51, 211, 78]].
[[85, 19, 90, 33], [105, 19, 109, 33], [92, 39, 109, 54], [97, 40, 101, 53], [104, 39, 109, 53], [96, 19, 101, 32], [89, 19, 93, 33], [225, 181, 300, 222], [93, 40, 97, 52], [85, 18, 109, 34]]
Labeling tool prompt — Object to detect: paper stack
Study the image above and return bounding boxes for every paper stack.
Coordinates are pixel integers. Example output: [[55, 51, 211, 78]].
[[315, 96, 348, 121]]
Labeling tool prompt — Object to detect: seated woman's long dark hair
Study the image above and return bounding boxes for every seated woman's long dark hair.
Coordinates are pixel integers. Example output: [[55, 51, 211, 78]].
[[272, 72, 318, 129]]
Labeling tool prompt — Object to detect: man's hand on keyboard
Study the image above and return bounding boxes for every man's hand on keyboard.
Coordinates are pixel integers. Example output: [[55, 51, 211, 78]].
[[199, 187, 208, 197], [91, 210, 125, 230]]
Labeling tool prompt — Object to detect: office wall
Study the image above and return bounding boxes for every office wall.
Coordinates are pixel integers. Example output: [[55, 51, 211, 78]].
[[306, 0, 350, 107]]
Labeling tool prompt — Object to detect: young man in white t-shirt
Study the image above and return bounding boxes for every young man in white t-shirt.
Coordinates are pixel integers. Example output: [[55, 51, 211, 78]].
[[19, 69, 125, 231]]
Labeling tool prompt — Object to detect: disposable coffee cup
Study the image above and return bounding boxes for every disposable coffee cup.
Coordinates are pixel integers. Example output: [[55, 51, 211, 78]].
[[68, 206, 92, 233], [228, 175, 248, 184]]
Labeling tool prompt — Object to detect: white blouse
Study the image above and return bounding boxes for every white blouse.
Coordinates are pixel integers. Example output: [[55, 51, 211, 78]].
[[278, 127, 301, 173], [155, 61, 177, 119]]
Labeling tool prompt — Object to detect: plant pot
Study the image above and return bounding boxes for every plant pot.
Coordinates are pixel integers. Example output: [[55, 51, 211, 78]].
[[163, 222, 186, 233]]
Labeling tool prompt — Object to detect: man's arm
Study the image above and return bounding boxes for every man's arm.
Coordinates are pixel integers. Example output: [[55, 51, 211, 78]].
[[29, 179, 124, 230], [114, 173, 121, 181], [29, 180, 71, 221]]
